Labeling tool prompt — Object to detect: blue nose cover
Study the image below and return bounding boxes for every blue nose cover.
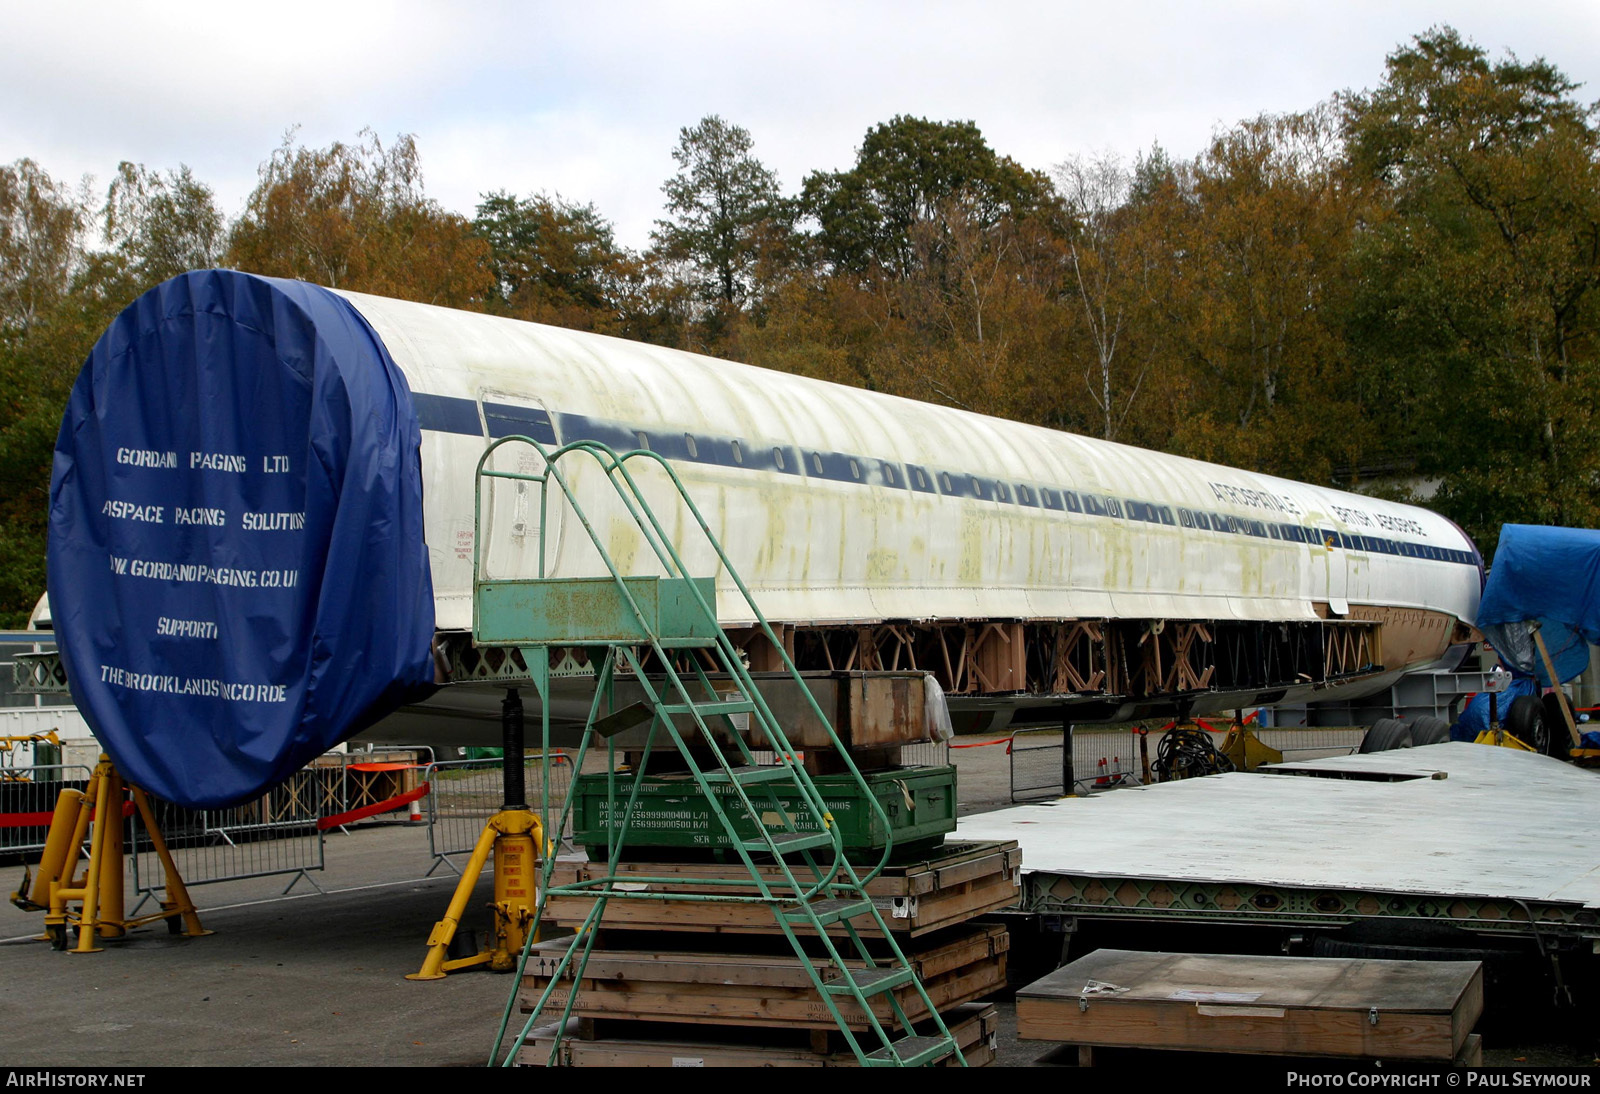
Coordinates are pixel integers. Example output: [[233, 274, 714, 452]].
[[48, 270, 436, 809]]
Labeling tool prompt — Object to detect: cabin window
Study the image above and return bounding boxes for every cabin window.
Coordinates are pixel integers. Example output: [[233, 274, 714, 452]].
[[940, 472, 955, 494], [849, 458, 861, 480], [996, 482, 1010, 502], [731, 440, 744, 464], [883, 464, 898, 486], [1017, 485, 1034, 505], [773, 447, 786, 470], [811, 452, 824, 475], [684, 433, 698, 459], [635, 431, 650, 450]]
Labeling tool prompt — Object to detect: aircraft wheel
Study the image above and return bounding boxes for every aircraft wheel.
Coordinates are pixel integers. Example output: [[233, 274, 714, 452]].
[[1359, 718, 1412, 753], [1410, 716, 1451, 746], [1540, 693, 1574, 757], [1505, 695, 1548, 754]]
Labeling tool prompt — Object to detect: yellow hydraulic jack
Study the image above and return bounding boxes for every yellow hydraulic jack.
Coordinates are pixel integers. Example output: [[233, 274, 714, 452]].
[[1219, 716, 1284, 772], [9, 753, 208, 951], [410, 689, 551, 981]]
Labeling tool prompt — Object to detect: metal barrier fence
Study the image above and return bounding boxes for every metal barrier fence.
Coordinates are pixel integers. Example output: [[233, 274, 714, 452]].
[[747, 739, 952, 768], [0, 764, 93, 857], [3, 747, 443, 905], [1010, 728, 1144, 801], [423, 753, 574, 874], [1009, 724, 1365, 801], [1252, 727, 1364, 758], [315, 748, 436, 828], [128, 748, 437, 897], [131, 772, 331, 898]]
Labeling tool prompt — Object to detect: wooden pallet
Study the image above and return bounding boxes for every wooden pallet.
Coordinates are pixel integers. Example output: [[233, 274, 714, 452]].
[[518, 1002, 999, 1067], [1017, 949, 1483, 1062], [521, 923, 1007, 1030], [541, 839, 1021, 938]]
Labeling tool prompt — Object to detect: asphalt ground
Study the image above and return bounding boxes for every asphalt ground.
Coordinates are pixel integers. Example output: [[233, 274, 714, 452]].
[[1, 734, 1593, 1072], [0, 737, 1029, 1070]]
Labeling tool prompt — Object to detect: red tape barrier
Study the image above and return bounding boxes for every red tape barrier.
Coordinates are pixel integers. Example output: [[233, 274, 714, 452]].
[[317, 782, 430, 831], [0, 801, 135, 829]]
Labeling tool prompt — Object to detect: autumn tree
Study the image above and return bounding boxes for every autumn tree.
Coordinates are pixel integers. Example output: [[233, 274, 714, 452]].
[[651, 116, 786, 318], [103, 162, 225, 285], [1343, 27, 1600, 550], [1056, 151, 1163, 441], [474, 190, 644, 333], [0, 160, 87, 336], [0, 161, 114, 624], [801, 117, 1060, 284], [227, 129, 491, 308], [1130, 105, 1363, 480]]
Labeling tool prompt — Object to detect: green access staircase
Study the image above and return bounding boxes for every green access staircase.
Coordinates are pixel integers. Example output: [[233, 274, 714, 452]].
[[474, 433, 964, 1068]]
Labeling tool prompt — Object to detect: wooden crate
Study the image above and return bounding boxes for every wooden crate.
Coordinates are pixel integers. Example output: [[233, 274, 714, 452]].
[[518, 1002, 999, 1067], [520, 923, 1007, 1030], [1017, 949, 1483, 1062], [540, 839, 1021, 938]]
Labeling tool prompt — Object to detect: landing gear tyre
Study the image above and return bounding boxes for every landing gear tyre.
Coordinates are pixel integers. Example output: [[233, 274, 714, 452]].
[[1505, 695, 1549, 755], [46, 924, 67, 951], [1410, 716, 1451, 746], [1359, 718, 1413, 753], [1540, 693, 1574, 758]]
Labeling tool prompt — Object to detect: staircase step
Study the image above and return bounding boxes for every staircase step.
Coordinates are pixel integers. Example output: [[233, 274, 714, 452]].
[[781, 898, 873, 927], [704, 765, 796, 786], [864, 1035, 959, 1067], [660, 699, 757, 717], [821, 965, 915, 997], [744, 831, 834, 854]]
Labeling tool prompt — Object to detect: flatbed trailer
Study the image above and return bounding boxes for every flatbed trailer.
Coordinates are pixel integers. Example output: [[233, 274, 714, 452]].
[[957, 742, 1600, 947]]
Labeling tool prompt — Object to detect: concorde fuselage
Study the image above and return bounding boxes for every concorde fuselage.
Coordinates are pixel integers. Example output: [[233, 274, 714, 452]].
[[340, 289, 1481, 639]]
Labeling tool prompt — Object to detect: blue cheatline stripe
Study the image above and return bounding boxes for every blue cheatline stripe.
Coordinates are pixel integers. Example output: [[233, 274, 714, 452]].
[[410, 391, 1477, 568]]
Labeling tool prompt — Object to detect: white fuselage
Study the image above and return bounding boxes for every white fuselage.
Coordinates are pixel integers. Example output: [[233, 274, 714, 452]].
[[338, 290, 1481, 639]]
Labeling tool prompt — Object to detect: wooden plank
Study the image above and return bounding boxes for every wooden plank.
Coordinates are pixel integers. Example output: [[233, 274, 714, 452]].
[[541, 868, 1021, 938], [1016, 949, 1482, 1061], [543, 839, 1020, 899], [518, 1003, 998, 1067], [519, 924, 1008, 1030]]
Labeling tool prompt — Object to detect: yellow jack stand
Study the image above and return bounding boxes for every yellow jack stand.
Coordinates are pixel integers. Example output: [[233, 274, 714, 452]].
[[1219, 723, 1283, 771], [9, 754, 209, 951], [408, 807, 547, 980], [1474, 725, 1537, 752]]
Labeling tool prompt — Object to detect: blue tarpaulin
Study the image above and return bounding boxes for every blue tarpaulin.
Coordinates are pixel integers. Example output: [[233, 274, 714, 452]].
[[1476, 524, 1600, 687], [1451, 675, 1540, 740], [47, 271, 436, 809]]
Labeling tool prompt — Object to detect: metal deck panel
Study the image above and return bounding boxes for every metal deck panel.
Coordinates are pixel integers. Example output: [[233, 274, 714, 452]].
[[955, 743, 1600, 908]]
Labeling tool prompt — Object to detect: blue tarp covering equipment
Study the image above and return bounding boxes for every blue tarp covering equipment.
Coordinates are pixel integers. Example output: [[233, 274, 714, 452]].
[[1451, 675, 1540, 741], [47, 271, 437, 809], [1477, 524, 1600, 687]]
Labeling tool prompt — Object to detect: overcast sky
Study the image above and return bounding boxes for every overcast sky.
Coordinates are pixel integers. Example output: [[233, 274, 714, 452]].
[[5, 1, 1598, 250]]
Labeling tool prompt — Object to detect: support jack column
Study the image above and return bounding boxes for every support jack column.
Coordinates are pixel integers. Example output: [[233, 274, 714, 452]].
[[410, 688, 546, 981]]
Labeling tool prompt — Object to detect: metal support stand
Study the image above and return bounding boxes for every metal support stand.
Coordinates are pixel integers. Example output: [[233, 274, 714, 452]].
[[8, 753, 209, 951], [1061, 716, 1075, 797], [410, 688, 547, 981]]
